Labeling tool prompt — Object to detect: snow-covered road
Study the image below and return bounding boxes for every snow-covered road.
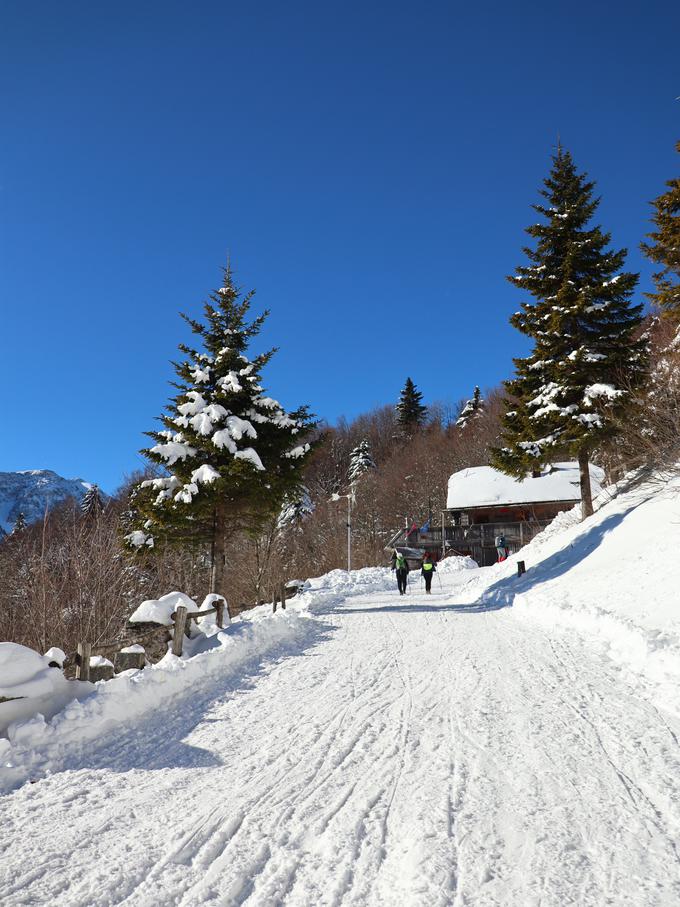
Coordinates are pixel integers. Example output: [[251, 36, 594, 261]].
[[2, 567, 680, 907]]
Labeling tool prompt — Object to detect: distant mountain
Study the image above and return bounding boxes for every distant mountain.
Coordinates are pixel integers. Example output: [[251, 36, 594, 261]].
[[0, 470, 94, 535]]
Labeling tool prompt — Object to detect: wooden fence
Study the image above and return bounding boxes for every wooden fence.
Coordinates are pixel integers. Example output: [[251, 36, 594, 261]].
[[72, 585, 296, 680]]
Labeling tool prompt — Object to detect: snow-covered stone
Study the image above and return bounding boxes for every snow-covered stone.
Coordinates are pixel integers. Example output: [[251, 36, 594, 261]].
[[128, 591, 197, 626]]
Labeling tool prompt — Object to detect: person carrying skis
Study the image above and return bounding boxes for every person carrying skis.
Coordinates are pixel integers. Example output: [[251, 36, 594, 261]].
[[391, 549, 409, 595], [421, 552, 436, 594]]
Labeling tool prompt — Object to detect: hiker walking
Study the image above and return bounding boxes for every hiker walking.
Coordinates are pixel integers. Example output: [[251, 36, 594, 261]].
[[495, 534, 509, 562], [391, 549, 410, 595], [421, 552, 436, 594]]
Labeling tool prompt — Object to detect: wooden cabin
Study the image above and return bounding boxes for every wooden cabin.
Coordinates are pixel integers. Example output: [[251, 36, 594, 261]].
[[387, 462, 604, 568]]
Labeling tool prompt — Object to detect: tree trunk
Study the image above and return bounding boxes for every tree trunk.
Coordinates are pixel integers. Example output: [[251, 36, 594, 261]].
[[578, 447, 594, 520], [210, 502, 231, 618]]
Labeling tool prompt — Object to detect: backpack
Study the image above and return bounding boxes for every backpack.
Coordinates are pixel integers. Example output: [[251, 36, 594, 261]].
[[396, 555, 406, 570], [495, 535, 506, 548]]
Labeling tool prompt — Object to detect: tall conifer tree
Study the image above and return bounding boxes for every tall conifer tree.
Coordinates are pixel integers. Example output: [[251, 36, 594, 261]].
[[456, 386, 484, 428], [347, 440, 376, 485], [126, 265, 316, 603], [396, 378, 428, 432], [81, 484, 105, 518], [641, 140, 680, 322], [492, 149, 647, 517]]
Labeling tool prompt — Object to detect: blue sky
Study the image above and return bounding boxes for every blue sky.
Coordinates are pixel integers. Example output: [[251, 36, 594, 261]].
[[1, 1, 678, 492]]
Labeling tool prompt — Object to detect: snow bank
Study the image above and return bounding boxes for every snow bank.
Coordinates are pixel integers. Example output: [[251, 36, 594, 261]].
[[0, 643, 93, 740], [482, 473, 680, 717], [294, 566, 402, 614], [0, 606, 314, 793], [438, 554, 479, 575], [0, 643, 57, 699]]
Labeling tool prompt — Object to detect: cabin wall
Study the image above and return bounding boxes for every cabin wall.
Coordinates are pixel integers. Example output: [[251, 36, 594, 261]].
[[442, 502, 573, 566], [388, 501, 576, 567]]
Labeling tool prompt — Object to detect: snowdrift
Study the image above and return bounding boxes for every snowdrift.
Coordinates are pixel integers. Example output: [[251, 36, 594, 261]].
[[480, 473, 680, 717]]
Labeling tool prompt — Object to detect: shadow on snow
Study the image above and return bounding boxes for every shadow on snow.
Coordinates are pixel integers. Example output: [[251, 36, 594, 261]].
[[53, 618, 334, 777]]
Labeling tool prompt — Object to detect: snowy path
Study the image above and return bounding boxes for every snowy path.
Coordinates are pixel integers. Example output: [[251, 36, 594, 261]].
[[2, 570, 680, 906]]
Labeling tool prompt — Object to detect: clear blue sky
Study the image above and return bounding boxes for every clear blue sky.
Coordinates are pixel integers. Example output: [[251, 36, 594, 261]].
[[1, 1, 678, 492]]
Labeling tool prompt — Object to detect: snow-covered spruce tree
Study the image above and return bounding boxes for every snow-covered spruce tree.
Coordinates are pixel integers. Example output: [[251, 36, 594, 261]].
[[641, 140, 680, 323], [126, 266, 316, 606], [491, 148, 647, 518], [347, 439, 376, 485], [396, 378, 428, 433], [456, 386, 485, 428], [277, 486, 314, 530], [81, 484, 105, 518]]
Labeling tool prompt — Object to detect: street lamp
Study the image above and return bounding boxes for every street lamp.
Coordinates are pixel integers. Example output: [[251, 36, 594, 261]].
[[330, 491, 353, 573]]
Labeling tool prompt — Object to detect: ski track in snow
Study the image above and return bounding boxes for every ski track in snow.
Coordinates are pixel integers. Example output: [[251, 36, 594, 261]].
[[2, 568, 680, 907]]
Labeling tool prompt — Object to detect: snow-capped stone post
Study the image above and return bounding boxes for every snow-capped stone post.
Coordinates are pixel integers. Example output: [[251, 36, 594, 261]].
[[76, 642, 91, 682], [492, 148, 648, 518], [89, 656, 114, 682], [172, 606, 188, 657], [114, 645, 146, 673], [124, 263, 317, 613]]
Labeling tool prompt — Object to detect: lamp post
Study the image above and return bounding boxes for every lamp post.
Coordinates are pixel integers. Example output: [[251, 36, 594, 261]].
[[330, 491, 353, 573]]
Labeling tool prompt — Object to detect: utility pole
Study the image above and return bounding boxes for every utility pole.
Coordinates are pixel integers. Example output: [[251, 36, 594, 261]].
[[346, 492, 351, 573], [330, 492, 353, 573]]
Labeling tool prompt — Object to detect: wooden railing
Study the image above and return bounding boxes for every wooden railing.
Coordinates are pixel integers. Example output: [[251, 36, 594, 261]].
[[169, 601, 226, 657], [57, 584, 297, 683]]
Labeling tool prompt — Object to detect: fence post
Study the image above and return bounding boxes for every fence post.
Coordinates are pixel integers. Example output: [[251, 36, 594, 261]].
[[280, 583, 287, 610], [517, 560, 526, 577], [76, 642, 91, 682], [215, 600, 225, 629], [172, 606, 188, 656]]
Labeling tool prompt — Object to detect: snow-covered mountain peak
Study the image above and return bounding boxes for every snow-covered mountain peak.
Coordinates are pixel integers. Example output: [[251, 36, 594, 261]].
[[0, 469, 94, 534]]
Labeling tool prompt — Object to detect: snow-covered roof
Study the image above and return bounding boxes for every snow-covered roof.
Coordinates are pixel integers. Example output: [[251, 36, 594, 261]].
[[446, 462, 604, 510]]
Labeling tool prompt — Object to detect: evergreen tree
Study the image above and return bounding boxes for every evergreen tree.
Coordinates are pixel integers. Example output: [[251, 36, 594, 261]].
[[81, 484, 105, 518], [126, 265, 317, 603], [491, 148, 647, 517], [11, 512, 27, 534], [641, 140, 680, 322], [347, 439, 376, 485], [277, 486, 314, 530], [456, 386, 485, 428], [396, 378, 428, 432]]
